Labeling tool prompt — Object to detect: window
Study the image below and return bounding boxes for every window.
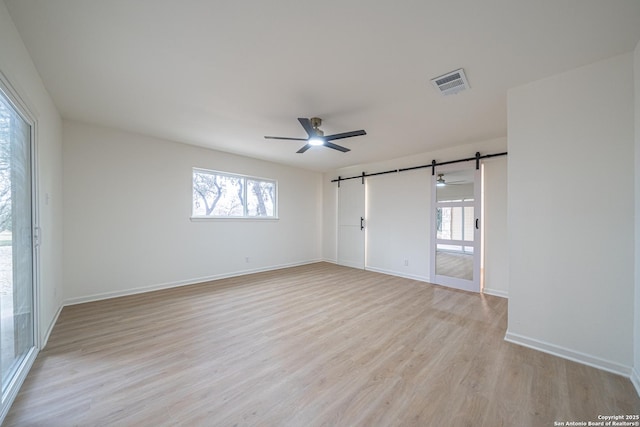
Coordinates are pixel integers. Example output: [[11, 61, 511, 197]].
[[192, 169, 277, 218]]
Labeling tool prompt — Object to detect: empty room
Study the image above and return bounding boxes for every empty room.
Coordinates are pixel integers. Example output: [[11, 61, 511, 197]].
[[1, 0, 640, 425]]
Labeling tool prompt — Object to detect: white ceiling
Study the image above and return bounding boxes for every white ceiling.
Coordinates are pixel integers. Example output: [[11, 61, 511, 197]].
[[5, 0, 640, 172]]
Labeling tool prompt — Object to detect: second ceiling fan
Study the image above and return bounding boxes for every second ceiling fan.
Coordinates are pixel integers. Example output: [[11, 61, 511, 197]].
[[265, 117, 366, 153]]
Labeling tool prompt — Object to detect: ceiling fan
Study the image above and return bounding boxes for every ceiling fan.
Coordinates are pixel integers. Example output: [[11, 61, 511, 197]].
[[436, 173, 471, 186], [265, 117, 366, 153]]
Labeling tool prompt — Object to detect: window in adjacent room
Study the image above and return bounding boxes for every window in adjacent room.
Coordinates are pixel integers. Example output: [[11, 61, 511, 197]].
[[192, 168, 277, 218]]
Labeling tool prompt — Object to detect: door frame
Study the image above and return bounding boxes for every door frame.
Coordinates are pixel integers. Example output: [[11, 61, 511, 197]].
[[429, 163, 481, 292]]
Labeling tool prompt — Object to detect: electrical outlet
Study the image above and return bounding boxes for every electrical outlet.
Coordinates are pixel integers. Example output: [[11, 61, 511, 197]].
[[404, 259, 409, 267], [245, 257, 250, 263]]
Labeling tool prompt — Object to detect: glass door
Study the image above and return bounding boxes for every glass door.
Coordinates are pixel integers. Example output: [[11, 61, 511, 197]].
[[430, 164, 481, 292], [0, 81, 37, 419]]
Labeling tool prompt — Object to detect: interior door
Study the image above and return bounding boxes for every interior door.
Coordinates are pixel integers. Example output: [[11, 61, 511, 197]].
[[430, 164, 481, 292], [337, 178, 365, 269]]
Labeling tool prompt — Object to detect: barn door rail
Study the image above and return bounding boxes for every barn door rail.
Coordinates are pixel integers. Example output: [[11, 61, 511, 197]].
[[331, 151, 507, 185]]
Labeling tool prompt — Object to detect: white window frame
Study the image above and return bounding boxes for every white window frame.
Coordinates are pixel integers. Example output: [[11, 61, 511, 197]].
[[191, 168, 278, 220], [0, 70, 40, 425]]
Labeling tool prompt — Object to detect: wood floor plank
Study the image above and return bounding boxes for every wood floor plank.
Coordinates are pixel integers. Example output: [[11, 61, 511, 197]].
[[4, 262, 639, 426]]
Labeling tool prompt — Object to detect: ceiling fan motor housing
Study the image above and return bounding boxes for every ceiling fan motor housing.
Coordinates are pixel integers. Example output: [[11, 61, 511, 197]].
[[310, 117, 322, 129]]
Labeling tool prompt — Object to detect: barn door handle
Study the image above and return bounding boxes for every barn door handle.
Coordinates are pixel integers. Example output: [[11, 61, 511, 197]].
[[475, 218, 479, 230], [360, 217, 365, 231]]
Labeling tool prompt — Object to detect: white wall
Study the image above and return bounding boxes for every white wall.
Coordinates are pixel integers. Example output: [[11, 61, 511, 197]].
[[323, 137, 509, 295], [633, 40, 640, 393], [0, 2, 63, 345], [507, 53, 634, 375], [63, 120, 322, 303]]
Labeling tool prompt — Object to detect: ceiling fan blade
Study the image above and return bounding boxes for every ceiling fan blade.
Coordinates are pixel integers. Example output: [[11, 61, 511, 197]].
[[296, 144, 312, 153], [264, 136, 308, 141], [324, 142, 350, 152], [297, 118, 315, 137], [324, 129, 366, 141]]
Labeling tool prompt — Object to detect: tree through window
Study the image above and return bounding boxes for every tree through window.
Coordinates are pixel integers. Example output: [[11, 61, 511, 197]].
[[192, 169, 277, 218]]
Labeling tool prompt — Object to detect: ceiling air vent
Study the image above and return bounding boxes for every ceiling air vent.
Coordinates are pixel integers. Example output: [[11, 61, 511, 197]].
[[431, 68, 470, 96]]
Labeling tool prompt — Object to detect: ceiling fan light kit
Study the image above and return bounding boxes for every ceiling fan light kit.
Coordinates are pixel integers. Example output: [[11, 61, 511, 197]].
[[308, 137, 324, 146], [265, 117, 366, 154]]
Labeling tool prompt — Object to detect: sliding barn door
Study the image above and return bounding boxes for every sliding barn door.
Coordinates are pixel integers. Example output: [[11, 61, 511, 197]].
[[337, 179, 365, 269], [430, 164, 481, 292]]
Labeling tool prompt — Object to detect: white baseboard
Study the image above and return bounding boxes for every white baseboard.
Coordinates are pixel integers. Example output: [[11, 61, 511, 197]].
[[632, 368, 640, 397], [364, 266, 430, 283], [64, 259, 324, 306], [483, 287, 508, 298], [41, 304, 63, 349], [505, 330, 632, 377]]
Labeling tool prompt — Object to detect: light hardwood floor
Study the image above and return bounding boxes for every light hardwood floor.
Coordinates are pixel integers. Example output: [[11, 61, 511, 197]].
[[436, 251, 473, 280], [4, 263, 639, 426]]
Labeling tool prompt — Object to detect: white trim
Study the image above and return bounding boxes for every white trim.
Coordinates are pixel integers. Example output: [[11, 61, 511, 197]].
[[192, 167, 276, 184], [365, 266, 430, 283], [0, 70, 41, 425], [31, 103, 42, 354], [338, 260, 365, 270], [631, 368, 640, 397], [482, 287, 508, 298], [190, 216, 279, 222], [0, 71, 38, 123], [41, 304, 63, 349], [64, 259, 323, 306], [504, 330, 632, 377]]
